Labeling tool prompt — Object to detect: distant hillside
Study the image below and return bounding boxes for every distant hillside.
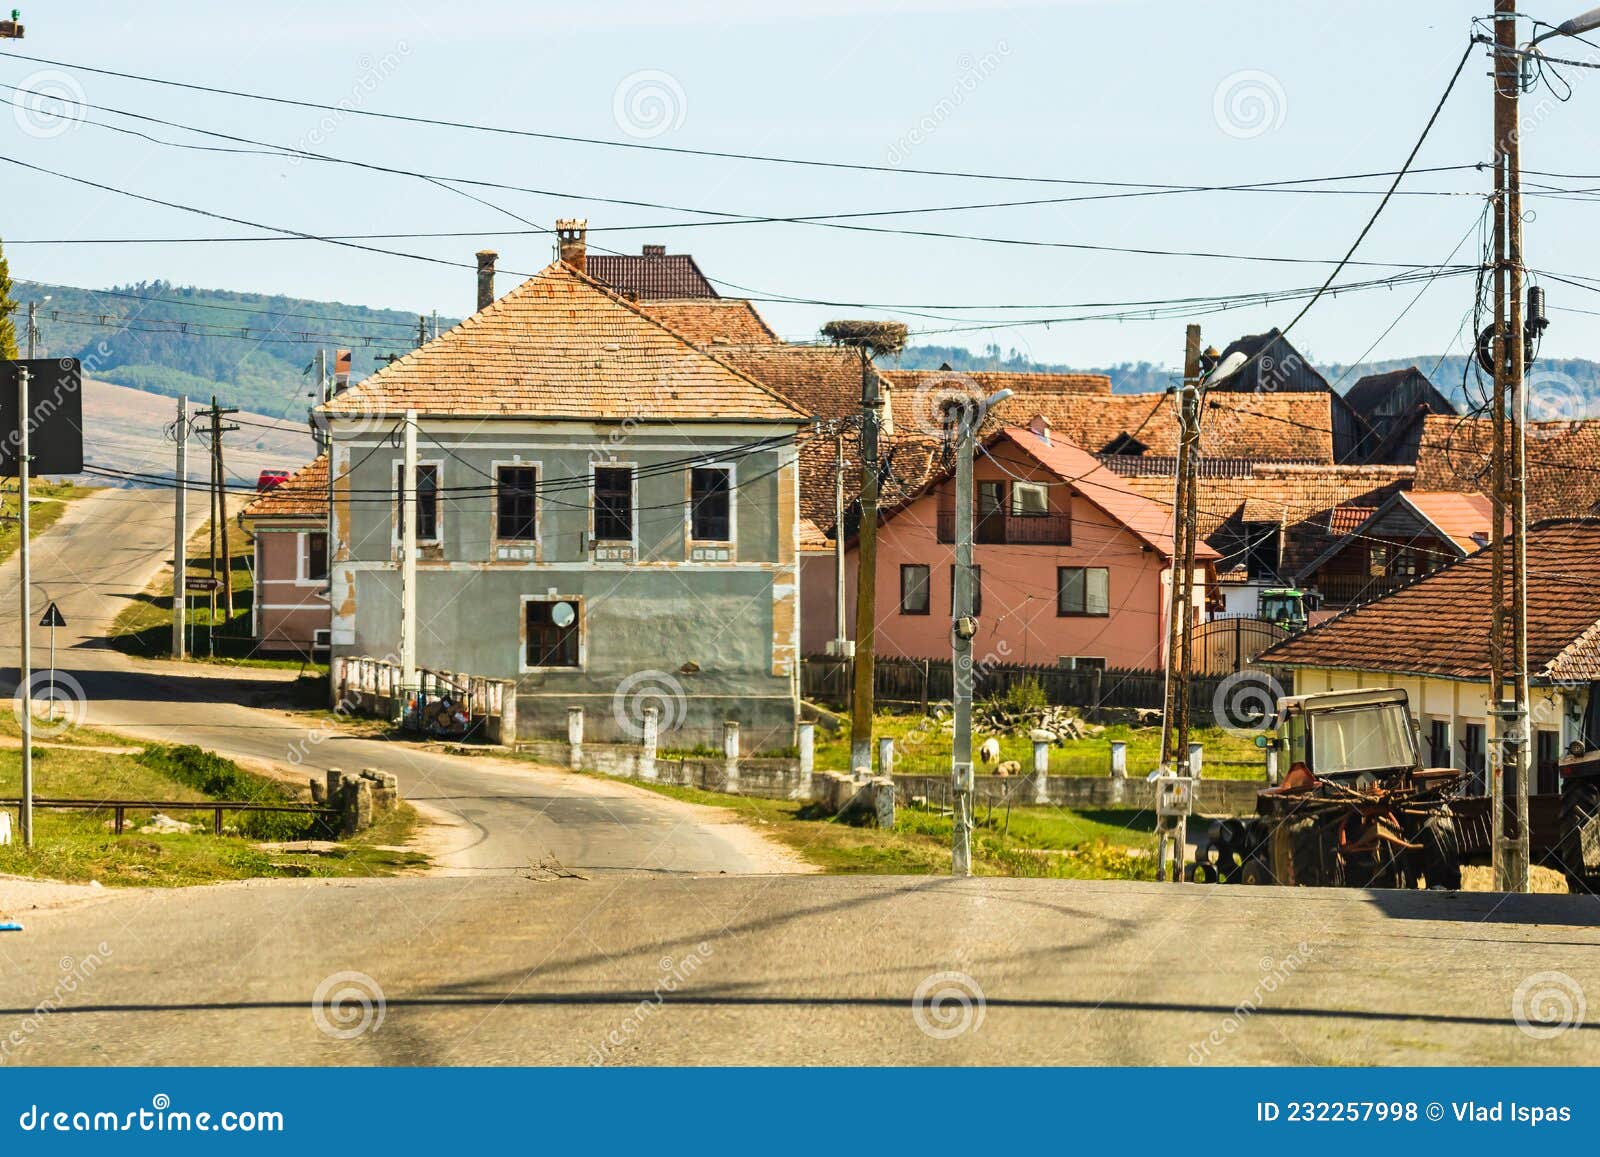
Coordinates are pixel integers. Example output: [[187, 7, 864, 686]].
[[17, 279, 456, 421], [894, 343, 1174, 392]]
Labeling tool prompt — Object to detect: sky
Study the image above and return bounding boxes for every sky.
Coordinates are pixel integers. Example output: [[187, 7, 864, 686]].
[[2, 0, 1598, 376]]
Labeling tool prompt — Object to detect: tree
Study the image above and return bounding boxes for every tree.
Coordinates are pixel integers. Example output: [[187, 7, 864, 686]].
[[0, 237, 17, 359]]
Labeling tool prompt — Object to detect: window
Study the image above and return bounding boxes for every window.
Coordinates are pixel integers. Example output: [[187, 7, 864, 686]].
[[948, 564, 982, 615], [1428, 719, 1452, 768], [977, 481, 1005, 517], [1463, 723, 1487, 795], [525, 599, 580, 668], [1536, 729, 1561, 797], [304, 532, 328, 581], [394, 463, 439, 542], [1308, 704, 1415, 777], [900, 564, 930, 615], [1010, 482, 1048, 516], [1057, 656, 1106, 671], [593, 467, 633, 542], [690, 466, 732, 541], [496, 465, 538, 541], [1057, 567, 1110, 616]]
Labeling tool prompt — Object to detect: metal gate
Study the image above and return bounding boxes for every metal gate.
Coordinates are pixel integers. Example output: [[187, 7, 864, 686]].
[[1191, 617, 1289, 675]]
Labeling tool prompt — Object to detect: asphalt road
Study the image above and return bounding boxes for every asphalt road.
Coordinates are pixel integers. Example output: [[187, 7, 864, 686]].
[[4, 488, 1600, 1067], [0, 487, 788, 876]]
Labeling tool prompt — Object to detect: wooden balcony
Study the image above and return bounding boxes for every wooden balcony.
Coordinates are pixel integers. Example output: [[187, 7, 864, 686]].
[[936, 508, 1071, 546]]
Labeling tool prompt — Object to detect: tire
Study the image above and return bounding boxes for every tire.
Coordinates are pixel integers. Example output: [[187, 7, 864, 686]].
[[1240, 857, 1273, 886], [1276, 813, 1340, 887], [1558, 779, 1600, 895], [1415, 811, 1462, 891]]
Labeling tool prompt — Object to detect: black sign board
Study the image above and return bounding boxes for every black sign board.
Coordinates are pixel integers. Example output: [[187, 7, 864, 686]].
[[39, 602, 66, 628], [1, 358, 84, 477], [184, 576, 221, 592]]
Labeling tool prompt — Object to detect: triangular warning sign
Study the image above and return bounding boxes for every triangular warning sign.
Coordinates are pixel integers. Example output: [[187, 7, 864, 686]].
[[39, 602, 66, 627]]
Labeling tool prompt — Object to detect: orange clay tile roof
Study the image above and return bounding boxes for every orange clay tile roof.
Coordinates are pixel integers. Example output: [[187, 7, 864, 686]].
[[1261, 518, 1600, 682], [1120, 464, 1415, 539], [241, 454, 327, 521], [798, 517, 831, 549], [1396, 490, 1498, 554], [716, 344, 873, 422], [1412, 414, 1600, 521], [639, 298, 778, 345], [319, 262, 806, 424], [879, 368, 1112, 397]]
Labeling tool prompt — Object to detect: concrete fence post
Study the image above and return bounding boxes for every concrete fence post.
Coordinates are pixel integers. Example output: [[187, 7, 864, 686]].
[[1188, 742, 1203, 780], [797, 722, 815, 800], [1109, 741, 1127, 778], [330, 655, 346, 710], [1032, 739, 1050, 805], [498, 680, 518, 746], [641, 706, 659, 781], [567, 706, 584, 770], [722, 721, 740, 794], [877, 736, 895, 779]]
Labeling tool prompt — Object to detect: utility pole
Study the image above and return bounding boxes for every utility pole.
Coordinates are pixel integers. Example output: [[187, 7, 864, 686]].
[[399, 409, 418, 688], [850, 350, 881, 775], [417, 314, 428, 349], [1490, 0, 1531, 892], [16, 364, 32, 848], [1156, 325, 1203, 882], [833, 432, 848, 650], [171, 395, 188, 659], [196, 397, 240, 628], [315, 349, 330, 453], [950, 403, 978, 877], [26, 300, 36, 359]]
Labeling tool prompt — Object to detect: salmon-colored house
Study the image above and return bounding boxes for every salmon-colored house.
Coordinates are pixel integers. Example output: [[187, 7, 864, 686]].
[[240, 454, 331, 657], [811, 422, 1217, 671]]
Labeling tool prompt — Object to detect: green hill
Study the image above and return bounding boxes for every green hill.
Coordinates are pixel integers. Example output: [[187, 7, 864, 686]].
[[16, 279, 457, 419]]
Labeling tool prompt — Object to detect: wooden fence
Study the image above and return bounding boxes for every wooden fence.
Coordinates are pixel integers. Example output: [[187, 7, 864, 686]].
[[801, 656, 1288, 725]]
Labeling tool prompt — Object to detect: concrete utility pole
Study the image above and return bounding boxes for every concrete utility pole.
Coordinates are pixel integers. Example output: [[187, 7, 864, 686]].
[[16, 364, 32, 848], [315, 349, 330, 453], [1490, 0, 1532, 893], [399, 408, 418, 688], [850, 349, 882, 775], [951, 402, 977, 877], [833, 432, 848, 650], [26, 300, 36, 359], [171, 395, 188, 659]]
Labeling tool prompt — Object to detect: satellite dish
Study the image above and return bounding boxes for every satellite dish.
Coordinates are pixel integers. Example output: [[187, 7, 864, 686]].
[[551, 601, 575, 628]]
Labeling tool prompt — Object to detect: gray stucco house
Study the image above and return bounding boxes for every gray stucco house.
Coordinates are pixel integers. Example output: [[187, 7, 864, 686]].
[[319, 253, 809, 752]]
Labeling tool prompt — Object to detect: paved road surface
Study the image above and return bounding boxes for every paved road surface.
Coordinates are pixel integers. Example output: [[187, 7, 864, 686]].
[[0, 488, 789, 875], [3, 875, 1598, 1065]]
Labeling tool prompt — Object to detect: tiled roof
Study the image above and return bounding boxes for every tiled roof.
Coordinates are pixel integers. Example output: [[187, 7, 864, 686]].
[[319, 262, 806, 423], [798, 517, 831, 550], [639, 298, 778, 345], [1398, 490, 1497, 554], [585, 247, 718, 299], [241, 454, 327, 521], [880, 368, 1112, 397], [1412, 414, 1600, 521], [717, 344, 873, 422], [1261, 518, 1600, 682], [1120, 463, 1414, 539]]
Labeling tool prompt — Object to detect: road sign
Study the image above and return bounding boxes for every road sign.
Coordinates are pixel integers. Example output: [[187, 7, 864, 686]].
[[1, 359, 84, 477], [184, 576, 221, 593], [38, 602, 65, 628]]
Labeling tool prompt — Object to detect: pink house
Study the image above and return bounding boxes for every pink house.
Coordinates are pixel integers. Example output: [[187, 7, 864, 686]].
[[808, 423, 1218, 671], [240, 454, 331, 657]]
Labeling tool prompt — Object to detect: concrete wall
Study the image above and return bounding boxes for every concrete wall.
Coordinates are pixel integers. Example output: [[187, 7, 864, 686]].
[[327, 419, 802, 753]]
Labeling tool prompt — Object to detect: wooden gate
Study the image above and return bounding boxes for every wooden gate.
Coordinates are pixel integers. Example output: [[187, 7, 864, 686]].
[[1190, 617, 1289, 675]]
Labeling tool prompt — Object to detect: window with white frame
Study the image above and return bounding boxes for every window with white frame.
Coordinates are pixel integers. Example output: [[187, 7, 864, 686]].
[[496, 465, 538, 541], [304, 531, 329, 581], [525, 598, 581, 668], [394, 462, 440, 542], [593, 466, 633, 543], [690, 466, 732, 542]]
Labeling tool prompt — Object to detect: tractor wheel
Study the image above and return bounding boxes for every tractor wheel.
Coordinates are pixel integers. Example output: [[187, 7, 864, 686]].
[[1415, 812, 1462, 891], [1278, 814, 1340, 887], [1557, 779, 1600, 895], [1239, 857, 1273, 886]]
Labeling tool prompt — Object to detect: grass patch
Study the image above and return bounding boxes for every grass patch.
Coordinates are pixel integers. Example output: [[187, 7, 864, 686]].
[[0, 727, 426, 886], [812, 711, 1266, 780], [627, 779, 1157, 879], [0, 481, 95, 565]]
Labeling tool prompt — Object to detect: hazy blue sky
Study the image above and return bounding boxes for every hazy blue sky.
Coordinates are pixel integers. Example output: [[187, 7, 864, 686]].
[[2, 0, 1597, 375]]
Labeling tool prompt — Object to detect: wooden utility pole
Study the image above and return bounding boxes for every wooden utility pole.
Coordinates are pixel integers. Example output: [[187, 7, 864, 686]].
[[171, 395, 188, 659], [198, 397, 241, 629], [850, 349, 882, 775], [833, 431, 847, 650], [1490, 0, 1531, 892]]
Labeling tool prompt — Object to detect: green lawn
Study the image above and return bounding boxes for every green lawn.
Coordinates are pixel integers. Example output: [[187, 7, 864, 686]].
[[814, 711, 1266, 779], [628, 779, 1159, 879], [0, 481, 96, 565], [0, 717, 425, 887]]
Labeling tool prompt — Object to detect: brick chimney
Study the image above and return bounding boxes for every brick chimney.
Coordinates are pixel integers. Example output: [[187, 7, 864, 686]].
[[557, 219, 588, 274], [475, 250, 497, 312], [1030, 414, 1053, 445], [642, 244, 665, 258]]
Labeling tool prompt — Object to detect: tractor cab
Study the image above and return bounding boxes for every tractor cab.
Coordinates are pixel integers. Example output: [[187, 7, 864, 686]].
[[1259, 587, 1313, 632], [1260, 688, 1425, 788]]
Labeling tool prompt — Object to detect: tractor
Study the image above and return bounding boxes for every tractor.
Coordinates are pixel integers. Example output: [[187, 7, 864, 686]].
[[1258, 587, 1314, 634], [1189, 688, 1463, 889]]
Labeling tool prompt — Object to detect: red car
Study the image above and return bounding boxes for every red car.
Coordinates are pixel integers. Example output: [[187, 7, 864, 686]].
[[257, 469, 292, 492]]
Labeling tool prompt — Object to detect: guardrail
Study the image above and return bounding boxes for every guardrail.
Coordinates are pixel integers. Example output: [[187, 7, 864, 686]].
[[0, 797, 337, 835]]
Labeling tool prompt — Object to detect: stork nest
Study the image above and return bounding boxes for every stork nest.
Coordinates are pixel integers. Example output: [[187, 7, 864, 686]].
[[820, 320, 908, 357]]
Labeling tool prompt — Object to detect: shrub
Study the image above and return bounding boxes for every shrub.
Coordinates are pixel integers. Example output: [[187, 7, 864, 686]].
[[135, 744, 311, 840]]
